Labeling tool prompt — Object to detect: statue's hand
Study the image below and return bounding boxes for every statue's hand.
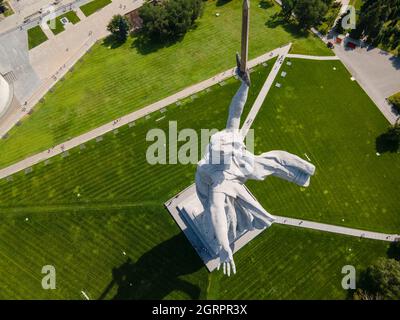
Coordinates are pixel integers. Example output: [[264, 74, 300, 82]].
[[235, 52, 251, 87], [235, 67, 251, 87], [217, 246, 236, 276]]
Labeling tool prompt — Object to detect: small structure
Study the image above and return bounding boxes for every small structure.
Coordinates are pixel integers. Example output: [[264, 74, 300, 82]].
[[60, 17, 70, 25], [336, 35, 345, 45]]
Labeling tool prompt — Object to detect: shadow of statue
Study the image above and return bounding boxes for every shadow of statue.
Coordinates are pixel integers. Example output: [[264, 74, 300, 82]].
[[98, 233, 204, 300]]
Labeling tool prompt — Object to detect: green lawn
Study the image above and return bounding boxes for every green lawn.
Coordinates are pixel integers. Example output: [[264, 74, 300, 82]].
[[0, 59, 396, 299], [0, 0, 332, 169], [248, 59, 400, 233], [79, 0, 112, 17], [27, 26, 48, 50], [47, 11, 81, 35]]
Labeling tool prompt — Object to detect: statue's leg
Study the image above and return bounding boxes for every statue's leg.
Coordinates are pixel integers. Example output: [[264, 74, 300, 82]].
[[235, 184, 276, 222]]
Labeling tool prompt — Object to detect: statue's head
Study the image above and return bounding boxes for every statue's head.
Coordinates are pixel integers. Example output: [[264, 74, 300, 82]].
[[208, 130, 244, 165]]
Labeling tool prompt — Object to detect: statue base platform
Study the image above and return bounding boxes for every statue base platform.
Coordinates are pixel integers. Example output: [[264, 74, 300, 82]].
[[164, 184, 268, 272]]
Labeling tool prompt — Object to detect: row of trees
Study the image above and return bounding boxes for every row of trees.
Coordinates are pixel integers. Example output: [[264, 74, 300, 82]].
[[281, 0, 334, 29], [106, 0, 205, 44], [354, 242, 400, 300], [350, 0, 400, 54], [139, 0, 204, 40]]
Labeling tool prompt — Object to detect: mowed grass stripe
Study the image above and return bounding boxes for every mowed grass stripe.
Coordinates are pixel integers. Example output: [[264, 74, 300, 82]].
[[0, 0, 331, 169], [0, 60, 397, 299]]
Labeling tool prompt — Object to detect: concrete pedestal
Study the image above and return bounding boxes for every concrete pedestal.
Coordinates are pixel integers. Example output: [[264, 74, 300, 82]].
[[165, 184, 267, 272]]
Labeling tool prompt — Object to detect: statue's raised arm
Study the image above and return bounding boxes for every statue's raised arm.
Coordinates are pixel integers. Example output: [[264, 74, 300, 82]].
[[226, 69, 250, 131]]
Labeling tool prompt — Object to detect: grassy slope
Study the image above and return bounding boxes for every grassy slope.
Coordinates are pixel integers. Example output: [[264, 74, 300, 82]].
[[0, 0, 331, 169], [208, 224, 388, 299], [248, 59, 400, 233], [0, 208, 389, 299], [80, 0, 112, 17], [0, 60, 396, 299], [27, 26, 48, 50]]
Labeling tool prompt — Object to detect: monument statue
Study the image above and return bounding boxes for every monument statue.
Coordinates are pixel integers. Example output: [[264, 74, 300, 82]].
[[194, 0, 316, 276]]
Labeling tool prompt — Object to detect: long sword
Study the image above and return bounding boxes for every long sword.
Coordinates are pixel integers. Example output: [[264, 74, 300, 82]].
[[236, 0, 250, 82]]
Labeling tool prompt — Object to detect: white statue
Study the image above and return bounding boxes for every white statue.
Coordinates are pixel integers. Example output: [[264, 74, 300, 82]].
[[195, 67, 316, 276]]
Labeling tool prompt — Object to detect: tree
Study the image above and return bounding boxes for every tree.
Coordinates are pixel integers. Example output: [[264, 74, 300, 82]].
[[388, 92, 400, 113], [139, 0, 204, 40], [281, 0, 296, 20], [107, 15, 130, 42], [352, 0, 400, 54], [0, 0, 5, 14], [355, 258, 400, 300], [293, 0, 329, 29]]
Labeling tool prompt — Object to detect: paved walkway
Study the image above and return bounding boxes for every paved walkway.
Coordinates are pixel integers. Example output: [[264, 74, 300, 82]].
[[242, 44, 292, 137], [286, 54, 340, 60], [0, 46, 284, 179], [275, 216, 399, 242]]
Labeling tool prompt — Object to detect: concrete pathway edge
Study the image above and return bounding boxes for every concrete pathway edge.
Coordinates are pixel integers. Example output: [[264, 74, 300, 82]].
[[275, 216, 399, 242]]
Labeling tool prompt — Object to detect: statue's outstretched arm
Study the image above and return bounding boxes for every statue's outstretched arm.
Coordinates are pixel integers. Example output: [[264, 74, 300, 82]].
[[226, 81, 249, 130]]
